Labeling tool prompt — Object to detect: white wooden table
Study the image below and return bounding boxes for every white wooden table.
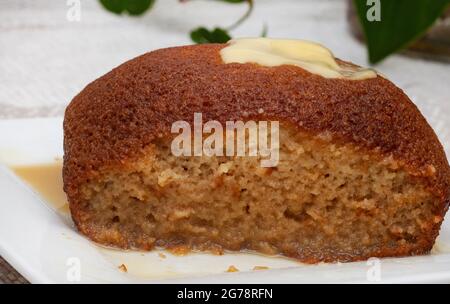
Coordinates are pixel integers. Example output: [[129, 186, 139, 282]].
[[1, 0, 449, 283]]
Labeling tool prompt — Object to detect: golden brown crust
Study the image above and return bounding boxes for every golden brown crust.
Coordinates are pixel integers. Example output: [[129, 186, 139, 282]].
[[63, 43, 450, 242]]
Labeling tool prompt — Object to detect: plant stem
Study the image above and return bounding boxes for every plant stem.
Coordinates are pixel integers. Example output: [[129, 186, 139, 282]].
[[226, 0, 254, 31]]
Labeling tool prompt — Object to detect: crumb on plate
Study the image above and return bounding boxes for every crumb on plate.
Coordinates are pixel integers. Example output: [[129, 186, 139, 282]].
[[226, 265, 239, 272], [118, 264, 128, 272]]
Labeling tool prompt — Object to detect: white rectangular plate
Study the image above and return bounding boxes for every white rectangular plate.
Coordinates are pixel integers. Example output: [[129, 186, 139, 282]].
[[0, 117, 449, 283]]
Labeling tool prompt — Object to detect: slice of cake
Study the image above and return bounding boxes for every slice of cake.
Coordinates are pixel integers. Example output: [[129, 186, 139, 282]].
[[63, 38, 449, 263]]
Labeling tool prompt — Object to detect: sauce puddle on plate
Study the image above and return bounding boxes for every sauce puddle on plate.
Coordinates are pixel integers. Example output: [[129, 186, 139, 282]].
[[11, 161, 70, 215]]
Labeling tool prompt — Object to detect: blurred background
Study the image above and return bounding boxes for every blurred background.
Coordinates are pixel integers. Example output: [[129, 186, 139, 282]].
[[0, 0, 449, 141]]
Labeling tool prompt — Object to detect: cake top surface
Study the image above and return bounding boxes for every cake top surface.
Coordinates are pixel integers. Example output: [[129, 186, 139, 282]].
[[63, 42, 450, 205]]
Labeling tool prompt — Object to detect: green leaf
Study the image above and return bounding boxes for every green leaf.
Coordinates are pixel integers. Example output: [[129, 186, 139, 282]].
[[99, 0, 123, 14], [354, 0, 450, 63], [190, 27, 232, 44], [99, 0, 155, 16]]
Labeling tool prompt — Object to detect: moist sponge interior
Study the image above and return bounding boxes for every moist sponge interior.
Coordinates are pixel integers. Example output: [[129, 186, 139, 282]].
[[77, 125, 439, 262]]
